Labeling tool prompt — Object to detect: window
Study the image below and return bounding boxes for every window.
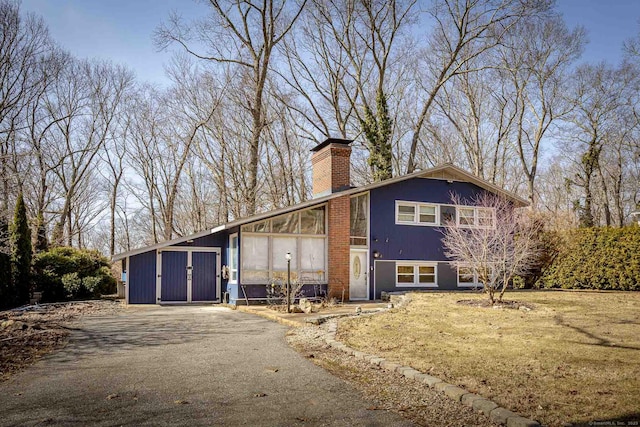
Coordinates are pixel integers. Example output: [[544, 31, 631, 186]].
[[242, 206, 325, 235], [240, 206, 327, 283], [395, 200, 494, 228], [300, 207, 325, 234], [397, 204, 415, 223], [241, 235, 269, 281], [440, 205, 456, 225], [458, 207, 475, 226], [397, 265, 414, 283], [457, 266, 477, 287], [396, 263, 438, 287], [350, 193, 368, 245], [228, 233, 238, 283], [418, 265, 436, 284], [419, 205, 437, 224], [477, 208, 494, 227], [396, 202, 438, 225]]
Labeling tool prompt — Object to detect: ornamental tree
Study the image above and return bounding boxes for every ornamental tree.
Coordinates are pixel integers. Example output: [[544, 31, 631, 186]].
[[440, 193, 542, 304]]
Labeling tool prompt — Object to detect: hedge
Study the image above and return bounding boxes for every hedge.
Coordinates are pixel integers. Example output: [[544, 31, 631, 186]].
[[539, 226, 640, 290]]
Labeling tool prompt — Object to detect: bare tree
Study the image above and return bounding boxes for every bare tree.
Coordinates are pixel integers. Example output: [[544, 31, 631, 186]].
[[0, 0, 54, 217], [497, 14, 585, 205], [47, 59, 134, 246], [281, 0, 416, 181], [405, 0, 550, 174], [440, 193, 542, 304], [156, 0, 306, 215]]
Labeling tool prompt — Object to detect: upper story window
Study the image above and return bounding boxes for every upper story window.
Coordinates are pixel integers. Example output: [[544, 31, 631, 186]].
[[396, 201, 438, 225], [396, 200, 494, 228]]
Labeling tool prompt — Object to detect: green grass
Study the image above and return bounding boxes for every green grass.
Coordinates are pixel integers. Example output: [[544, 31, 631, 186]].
[[338, 291, 640, 426]]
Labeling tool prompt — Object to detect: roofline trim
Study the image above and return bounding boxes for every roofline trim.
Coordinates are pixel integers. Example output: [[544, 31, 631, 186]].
[[112, 163, 528, 261]]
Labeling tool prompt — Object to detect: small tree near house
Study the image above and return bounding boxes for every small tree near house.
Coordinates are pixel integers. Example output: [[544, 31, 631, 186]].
[[11, 193, 33, 306], [440, 193, 542, 304]]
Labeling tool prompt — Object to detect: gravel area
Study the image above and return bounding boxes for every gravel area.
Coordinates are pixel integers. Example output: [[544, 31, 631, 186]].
[[0, 300, 124, 381], [287, 320, 497, 427]]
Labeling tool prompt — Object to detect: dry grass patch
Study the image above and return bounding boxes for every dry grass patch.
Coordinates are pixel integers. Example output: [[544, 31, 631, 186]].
[[338, 291, 640, 426]]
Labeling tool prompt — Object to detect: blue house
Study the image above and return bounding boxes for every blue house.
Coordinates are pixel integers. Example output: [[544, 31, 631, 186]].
[[112, 138, 527, 305]]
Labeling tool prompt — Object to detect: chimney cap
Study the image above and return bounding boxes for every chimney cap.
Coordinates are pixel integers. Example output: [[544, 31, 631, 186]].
[[310, 137, 353, 152]]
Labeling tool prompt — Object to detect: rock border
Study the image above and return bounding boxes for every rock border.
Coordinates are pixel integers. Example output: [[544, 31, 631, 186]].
[[323, 295, 542, 427]]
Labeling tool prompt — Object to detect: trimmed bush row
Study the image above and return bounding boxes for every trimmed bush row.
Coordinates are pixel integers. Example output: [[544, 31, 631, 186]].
[[539, 226, 640, 290]]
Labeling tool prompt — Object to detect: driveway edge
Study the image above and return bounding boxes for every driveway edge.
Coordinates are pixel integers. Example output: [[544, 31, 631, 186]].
[[239, 297, 542, 427], [324, 321, 542, 427]]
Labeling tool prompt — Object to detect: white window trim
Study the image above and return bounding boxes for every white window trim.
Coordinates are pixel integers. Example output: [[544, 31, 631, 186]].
[[396, 262, 438, 288], [456, 265, 483, 288], [395, 200, 495, 229], [228, 233, 238, 284], [395, 201, 439, 226]]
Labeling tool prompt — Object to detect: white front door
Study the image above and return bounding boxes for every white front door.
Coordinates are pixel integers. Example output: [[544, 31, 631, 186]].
[[349, 249, 368, 300]]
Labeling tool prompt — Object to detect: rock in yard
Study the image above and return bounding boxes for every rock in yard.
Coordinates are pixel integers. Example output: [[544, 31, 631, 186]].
[[299, 298, 313, 314]]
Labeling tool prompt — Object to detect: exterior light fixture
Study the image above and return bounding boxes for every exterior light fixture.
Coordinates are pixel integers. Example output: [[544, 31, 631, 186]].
[[373, 250, 381, 259]]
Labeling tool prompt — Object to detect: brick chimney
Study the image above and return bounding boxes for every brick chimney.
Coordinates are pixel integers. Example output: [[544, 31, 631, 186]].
[[310, 138, 353, 198]]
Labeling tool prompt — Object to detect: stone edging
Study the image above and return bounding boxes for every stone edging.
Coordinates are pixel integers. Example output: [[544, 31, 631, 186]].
[[324, 317, 541, 427]]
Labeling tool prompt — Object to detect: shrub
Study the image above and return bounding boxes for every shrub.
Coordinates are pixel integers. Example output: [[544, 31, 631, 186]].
[[33, 247, 116, 302], [538, 226, 640, 290]]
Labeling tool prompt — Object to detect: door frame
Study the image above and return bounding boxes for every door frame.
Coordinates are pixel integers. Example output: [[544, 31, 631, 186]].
[[156, 246, 221, 304], [349, 248, 369, 301]]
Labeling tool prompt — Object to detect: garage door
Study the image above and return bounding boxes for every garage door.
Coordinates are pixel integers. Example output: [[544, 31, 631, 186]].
[[192, 252, 217, 302], [160, 251, 188, 302], [159, 247, 220, 303]]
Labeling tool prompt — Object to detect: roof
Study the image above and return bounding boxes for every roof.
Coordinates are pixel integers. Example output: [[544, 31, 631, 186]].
[[310, 138, 353, 152], [112, 163, 528, 261]]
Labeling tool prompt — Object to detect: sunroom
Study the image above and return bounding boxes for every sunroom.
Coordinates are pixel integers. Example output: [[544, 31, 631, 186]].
[[226, 204, 328, 305]]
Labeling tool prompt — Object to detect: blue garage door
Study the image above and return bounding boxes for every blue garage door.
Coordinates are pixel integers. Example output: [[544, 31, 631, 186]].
[[192, 252, 218, 301], [161, 251, 188, 301]]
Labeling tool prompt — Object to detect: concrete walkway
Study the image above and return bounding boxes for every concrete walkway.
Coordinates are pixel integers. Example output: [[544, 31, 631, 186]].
[[0, 306, 411, 426]]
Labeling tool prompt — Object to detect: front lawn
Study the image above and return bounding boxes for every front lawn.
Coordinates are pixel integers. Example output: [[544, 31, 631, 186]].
[[337, 291, 640, 426]]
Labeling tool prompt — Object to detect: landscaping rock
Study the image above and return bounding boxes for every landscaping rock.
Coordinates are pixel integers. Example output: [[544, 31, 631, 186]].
[[442, 385, 468, 401], [352, 351, 367, 359], [396, 366, 414, 375], [298, 298, 313, 314], [461, 393, 484, 407], [380, 360, 400, 372], [506, 415, 541, 427], [490, 407, 518, 424], [369, 357, 385, 366], [434, 381, 451, 392], [471, 398, 499, 415], [418, 374, 443, 388], [401, 368, 422, 380]]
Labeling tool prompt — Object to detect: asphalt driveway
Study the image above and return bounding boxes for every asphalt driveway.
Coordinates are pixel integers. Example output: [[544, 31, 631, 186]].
[[0, 306, 411, 426]]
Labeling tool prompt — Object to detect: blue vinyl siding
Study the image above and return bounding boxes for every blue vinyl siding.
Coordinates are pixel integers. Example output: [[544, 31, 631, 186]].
[[128, 251, 156, 304], [192, 252, 217, 301], [368, 177, 490, 298], [161, 251, 188, 301]]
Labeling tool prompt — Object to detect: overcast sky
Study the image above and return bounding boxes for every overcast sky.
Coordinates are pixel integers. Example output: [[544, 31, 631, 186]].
[[20, 0, 640, 87]]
